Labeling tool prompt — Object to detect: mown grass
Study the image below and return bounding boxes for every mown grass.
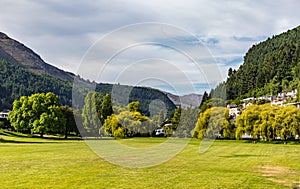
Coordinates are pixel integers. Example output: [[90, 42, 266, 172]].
[[0, 131, 299, 188]]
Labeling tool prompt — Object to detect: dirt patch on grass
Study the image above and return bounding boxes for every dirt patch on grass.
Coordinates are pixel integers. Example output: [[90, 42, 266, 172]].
[[254, 165, 300, 188]]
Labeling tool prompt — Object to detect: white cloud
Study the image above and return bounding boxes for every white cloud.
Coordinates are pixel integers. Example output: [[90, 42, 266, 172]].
[[0, 0, 299, 94]]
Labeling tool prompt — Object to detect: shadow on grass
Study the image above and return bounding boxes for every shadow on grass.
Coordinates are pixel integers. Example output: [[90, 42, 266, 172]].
[[0, 130, 30, 138], [1, 130, 83, 141], [242, 140, 300, 145], [0, 138, 45, 144], [219, 154, 269, 158], [31, 135, 82, 141]]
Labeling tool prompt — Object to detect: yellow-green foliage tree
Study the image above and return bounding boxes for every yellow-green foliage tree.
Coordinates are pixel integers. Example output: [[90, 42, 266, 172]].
[[236, 104, 300, 141], [274, 106, 300, 141], [102, 101, 154, 138], [236, 104, 261, 139], [9, 92, 65, 137], [193, 107, 232, 139]]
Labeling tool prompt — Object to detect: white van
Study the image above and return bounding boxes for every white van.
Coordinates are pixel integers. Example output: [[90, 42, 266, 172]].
[[155, 128, 165, 136]]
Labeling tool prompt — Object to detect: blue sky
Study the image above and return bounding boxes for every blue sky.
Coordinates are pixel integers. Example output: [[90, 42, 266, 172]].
[[0, 0, 299, 95]]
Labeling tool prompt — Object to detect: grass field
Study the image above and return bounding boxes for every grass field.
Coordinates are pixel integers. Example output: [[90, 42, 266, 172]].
[[1, 130, 300, 189]]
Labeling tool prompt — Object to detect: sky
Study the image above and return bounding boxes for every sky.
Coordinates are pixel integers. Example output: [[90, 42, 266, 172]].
[[0, 0, 300, 95]]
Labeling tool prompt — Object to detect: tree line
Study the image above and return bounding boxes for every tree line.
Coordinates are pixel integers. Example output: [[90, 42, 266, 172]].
[[6, 92, 182, 138], [193, 102, 300, 141], [9, 92, 300, 141]]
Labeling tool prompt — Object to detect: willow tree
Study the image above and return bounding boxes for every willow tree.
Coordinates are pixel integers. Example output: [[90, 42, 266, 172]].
[[193, 107, 232, 139]]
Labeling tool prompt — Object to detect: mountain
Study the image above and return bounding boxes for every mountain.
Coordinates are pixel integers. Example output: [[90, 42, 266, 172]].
[[213, 25, 300, 101], [0, 32, 176, 115], [166, 93, 202, 109], [0, 32, 75, 81]]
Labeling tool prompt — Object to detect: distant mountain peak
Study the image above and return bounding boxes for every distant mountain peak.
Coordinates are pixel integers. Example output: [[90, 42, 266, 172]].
[[166, 93, 202, 109]]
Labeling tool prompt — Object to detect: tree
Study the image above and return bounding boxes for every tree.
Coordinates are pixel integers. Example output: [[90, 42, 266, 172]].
[[9, 92, 65, 137], [274, 106, 300, 141], [128, 101, 141, 112], [176, 107, 199, 138], [193, 107, 231, 139], [151, 109, 165, 129], [199, 98, 225, 113], [60, 106, 80, 139], [236, 104, 300, 141], [258, 104, 278, 141], [100, 93, 113, 124], [103, 114, 120, 136], [158, 110, 165, 126], [82, 92, 102, 136], [102, 101, 154, 138], [228, 67, 233, 77], [236, 104, 260, 139], [171, 106, 181, 131], [199, 91, 209, 110]]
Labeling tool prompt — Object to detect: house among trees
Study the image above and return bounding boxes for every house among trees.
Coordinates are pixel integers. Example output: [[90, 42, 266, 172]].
[[229, 89, 300, 119], [277, 89, 297, 100], [227, 104, 241, 118], [0, 109, 11, 129], [0, 109, 10, 119]]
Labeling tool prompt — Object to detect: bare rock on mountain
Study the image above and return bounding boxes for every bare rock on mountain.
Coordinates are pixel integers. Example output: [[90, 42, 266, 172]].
[[0, 32, 75, 82]]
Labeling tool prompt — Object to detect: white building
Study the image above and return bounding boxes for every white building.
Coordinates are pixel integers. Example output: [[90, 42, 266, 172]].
[[0, 111, 9, 119], [227, 104, 241, 118], [271, 101, 283, 106], [278, 89, 297, 100]]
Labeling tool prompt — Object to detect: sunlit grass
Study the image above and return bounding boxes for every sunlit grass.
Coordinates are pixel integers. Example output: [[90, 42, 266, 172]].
[[0, 131, 299, 188]]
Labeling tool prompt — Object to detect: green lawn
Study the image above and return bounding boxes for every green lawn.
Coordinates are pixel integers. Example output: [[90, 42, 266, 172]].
[[0, 131, 300, 188]]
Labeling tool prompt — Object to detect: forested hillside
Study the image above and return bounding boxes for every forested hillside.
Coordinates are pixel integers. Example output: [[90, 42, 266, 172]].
[[0, 58, 175, 115], [221, 25, 300, 100], [0, 58, 73, 109], [0, 32, 176, 115]]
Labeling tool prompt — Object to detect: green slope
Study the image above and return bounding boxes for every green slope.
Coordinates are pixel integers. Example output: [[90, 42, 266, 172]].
[[224, 25, 300, 100], [0, 59, 175, 115]]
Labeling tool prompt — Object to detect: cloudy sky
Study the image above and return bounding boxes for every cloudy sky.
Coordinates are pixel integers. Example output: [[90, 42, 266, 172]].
[[0, 0, 299, 95]]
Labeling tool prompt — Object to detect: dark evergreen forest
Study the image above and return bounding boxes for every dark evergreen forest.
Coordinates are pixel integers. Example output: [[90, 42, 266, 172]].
[[212, 26, 300, 101], [0, 59, 176, 116]]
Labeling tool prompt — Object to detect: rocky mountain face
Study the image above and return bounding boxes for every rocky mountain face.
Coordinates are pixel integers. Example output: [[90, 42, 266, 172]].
[[0, 32, 75, 81]]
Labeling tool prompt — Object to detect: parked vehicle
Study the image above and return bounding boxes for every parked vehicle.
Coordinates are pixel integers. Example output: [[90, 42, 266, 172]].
[[155, 128, 165, 137]]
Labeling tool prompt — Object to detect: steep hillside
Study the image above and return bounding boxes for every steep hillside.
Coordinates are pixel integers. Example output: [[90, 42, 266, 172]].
[[0, 58, 74, 109], [0, 32, 75, 81], [223, 25, 300, 100], [0, 32, 176, 115]]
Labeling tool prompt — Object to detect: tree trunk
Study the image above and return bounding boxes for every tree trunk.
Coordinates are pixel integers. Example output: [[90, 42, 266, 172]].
[[64, 131, 68, 139]]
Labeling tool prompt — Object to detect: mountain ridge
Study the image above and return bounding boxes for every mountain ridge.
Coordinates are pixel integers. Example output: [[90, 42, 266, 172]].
[[0, 32, 75, 81], [0, 32, 178, 115]]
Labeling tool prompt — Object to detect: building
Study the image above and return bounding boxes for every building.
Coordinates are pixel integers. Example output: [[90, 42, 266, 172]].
[[257, 95, 275, 101], [278, 89, 297, 100], [271, 101, 283, 106], [243, 102, 253, 109], [242, 97, 255, 102], [283, 102, 300, 109], [227, 104, 241, 118], [0, 110, 10, 119]]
